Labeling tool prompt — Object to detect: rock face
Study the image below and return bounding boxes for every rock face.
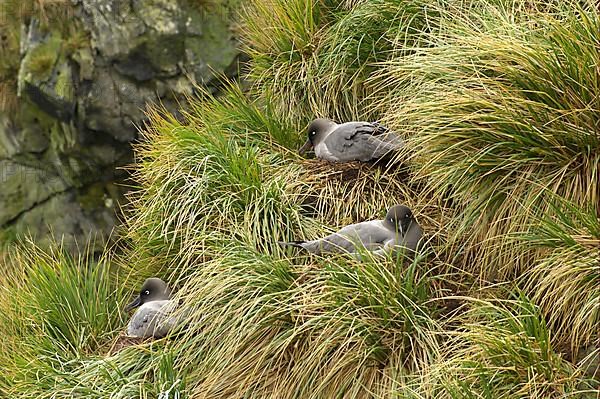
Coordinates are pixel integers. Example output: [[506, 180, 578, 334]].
[[0, 0, 240, 249]]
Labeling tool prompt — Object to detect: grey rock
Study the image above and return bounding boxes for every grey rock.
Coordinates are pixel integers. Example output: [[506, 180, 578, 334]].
[[80, 68, 120, 131], [184, 8, 238, 84], [71, 47, 95, 81], [2, 0, 242, 250], [12, 184, 122, 252], [83, 69, 136, 142], [0, 115, 23, 157], [0, 160, 68, 225], [80, 0, 146, 60], [134, 0, 183, 35], [17, 125, 51, 154]]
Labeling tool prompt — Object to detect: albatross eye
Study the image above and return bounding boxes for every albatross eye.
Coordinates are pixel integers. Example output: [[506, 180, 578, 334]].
[[310, 131, 316, 136], [143, 290, 150, 296]]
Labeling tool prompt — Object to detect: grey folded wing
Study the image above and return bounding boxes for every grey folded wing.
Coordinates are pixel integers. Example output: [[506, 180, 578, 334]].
[[324, 122, 404, 161], [367, 239, 397, 258], [365, 223, 425, 258], [301, 220, 393, 255], [127, 301, 178, 338], [299, 234, 355, 255]]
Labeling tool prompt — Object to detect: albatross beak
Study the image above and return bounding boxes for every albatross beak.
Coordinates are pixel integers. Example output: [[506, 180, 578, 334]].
[[124, 295, 142, 312], [298, 139, 313, 155]]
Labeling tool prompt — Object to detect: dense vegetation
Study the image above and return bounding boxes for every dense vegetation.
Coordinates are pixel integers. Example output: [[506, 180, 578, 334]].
[[1, 0, 598, 397]]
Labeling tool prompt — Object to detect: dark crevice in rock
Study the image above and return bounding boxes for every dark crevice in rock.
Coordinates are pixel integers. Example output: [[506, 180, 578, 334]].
[[2, 185, 73, 227]]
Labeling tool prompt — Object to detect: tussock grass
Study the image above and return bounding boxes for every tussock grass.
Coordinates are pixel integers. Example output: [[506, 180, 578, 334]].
[[424, 296, 596, 398], [1, 0, 599, 397], [150, 245, 443, 398], [298, 160, 415, 226], [521, 200, 599, 353], [240, 0, 321, 124], [0, 239, 128, 397], [240, 0, 445, 124], [127, 84, 318, 273], [376, 1, 600, 280]]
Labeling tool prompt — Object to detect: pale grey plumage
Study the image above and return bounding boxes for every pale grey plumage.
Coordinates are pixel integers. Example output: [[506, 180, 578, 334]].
[[279, 205, 423, 256], [126, 300, 177, 338], [299, 118, 404, 162], [124, 278, 178, 338]]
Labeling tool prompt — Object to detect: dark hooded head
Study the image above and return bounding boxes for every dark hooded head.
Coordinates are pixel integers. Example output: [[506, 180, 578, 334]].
[[383, 205, 415, 234], [124, 277, 171, 312], [298, 118, 336, 155]]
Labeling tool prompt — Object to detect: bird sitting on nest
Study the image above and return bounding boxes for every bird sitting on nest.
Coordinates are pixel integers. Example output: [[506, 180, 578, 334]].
[[124, 277, 179, 339], [278, 204, 424, 257], [298, 118, 404, 162]]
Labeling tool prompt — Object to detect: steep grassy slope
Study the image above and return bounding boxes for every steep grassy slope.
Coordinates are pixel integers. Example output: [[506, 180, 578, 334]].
[[0, 0, 598, 398]]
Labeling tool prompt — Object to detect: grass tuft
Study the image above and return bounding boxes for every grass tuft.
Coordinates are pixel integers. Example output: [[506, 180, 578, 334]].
[[1, 0, 599, 396], [521, 200, 599, 353], [0, 239, 127, 397], [425, 296, 597, 398], [376, 1, 600, 279]]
